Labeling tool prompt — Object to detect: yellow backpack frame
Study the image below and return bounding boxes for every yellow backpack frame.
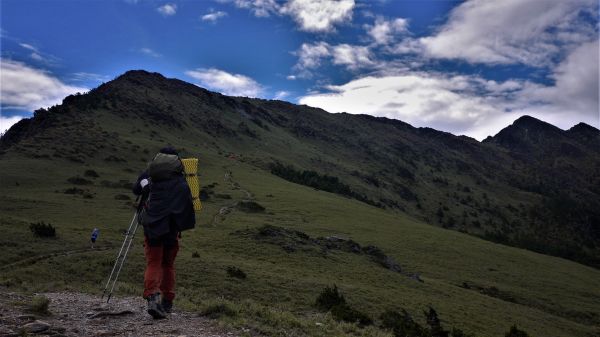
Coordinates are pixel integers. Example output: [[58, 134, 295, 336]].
[[181, 158, 202, 211]]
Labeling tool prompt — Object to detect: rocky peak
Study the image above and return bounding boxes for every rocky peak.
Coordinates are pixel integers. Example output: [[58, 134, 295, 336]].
[[483, 115, 564, 151]]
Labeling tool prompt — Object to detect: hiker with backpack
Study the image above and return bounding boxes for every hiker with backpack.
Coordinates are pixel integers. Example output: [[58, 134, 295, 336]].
[[133, 146, 196, 319]]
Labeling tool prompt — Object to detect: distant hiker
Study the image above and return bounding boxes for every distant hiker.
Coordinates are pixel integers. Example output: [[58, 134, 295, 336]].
[[133, 146, 196, 319], [90, 228, 99, 248]]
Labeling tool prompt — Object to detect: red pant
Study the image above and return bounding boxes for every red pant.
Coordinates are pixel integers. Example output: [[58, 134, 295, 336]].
[[143, 237, 179, 301]]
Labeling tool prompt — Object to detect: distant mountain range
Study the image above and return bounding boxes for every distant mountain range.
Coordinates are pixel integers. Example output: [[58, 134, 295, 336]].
[[2, 70, 599, 267]]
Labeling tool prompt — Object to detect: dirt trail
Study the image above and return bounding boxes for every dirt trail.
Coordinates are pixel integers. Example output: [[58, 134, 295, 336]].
[[210, 170, 253, 226], [0, 291, 240, 337], [0, 246, 114, 272]]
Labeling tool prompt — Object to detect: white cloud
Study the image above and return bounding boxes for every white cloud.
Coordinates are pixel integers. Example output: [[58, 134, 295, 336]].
[[157, 3, 177, 16], [297, 60, 599, 140], [185, 68, 262, 97], [281, 0, 355, 32], [331, 44, 374, 69], [293, 41, 377, 75], [0, 59, 87, 111], [294, 42, 331, 71], [286, 75, 297, 80], [365, 16, 409, 45], [299, 74, 499, 139], [273, 91, 290, 100], [69, 72, 110, 83], [18, 43, 60, 65], [392, 38, 424, 55], [234, 0, 279, 17], [0, 115, 25, 134], [202, 10, 228, 22], [419, 0, 598, 66], [19, 43, 39, 52], [140, 48, 161, 57], [521, 40, 599, 123], [30, 53, 44, 61], [228, 0, 355, 32]]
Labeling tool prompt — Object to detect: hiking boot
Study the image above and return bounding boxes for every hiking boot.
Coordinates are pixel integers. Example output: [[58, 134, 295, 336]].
[[161, 298, 173, 313], [146, 293, 166, 319]]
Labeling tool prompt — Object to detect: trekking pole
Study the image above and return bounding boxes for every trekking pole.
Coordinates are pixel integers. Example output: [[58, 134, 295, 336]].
[[101, 193, 147, 303]]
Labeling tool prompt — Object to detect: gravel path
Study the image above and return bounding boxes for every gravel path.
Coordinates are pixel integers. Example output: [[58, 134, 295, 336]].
[[0, 291, 240, 337]]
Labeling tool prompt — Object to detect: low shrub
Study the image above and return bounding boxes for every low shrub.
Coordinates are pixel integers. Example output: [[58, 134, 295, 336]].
[[64, 187, 85, 195], [315, 285, 373, 327], [315, 284, 346, 311], [67, 176, 93, 185], [381, 307, 476, 337], [30, 222, 56, 238], [237, 201, 265, 213], [505, 325, 529, 337], [226, 266, 247, 279], [331, 303, 373, 327], [201, 303, 237, 319], [29, 296, 50, 315], [84, 169, 100, 178], [381, 309, 426, 337]]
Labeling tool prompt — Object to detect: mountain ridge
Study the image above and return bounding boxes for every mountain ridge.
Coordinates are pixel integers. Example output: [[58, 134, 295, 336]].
[[2, 69, 599, 268]]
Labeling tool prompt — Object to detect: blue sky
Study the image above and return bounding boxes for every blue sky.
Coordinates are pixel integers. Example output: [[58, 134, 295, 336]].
[[1, 0, 598, 140]]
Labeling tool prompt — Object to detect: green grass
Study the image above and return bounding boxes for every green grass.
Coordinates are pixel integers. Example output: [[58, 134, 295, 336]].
[[1, 140, 599, 337]]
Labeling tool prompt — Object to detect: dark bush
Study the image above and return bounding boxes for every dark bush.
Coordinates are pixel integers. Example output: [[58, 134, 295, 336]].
[[67, 176, 93, 185], [192, 251, 200, 258], [315, 285, 372, 326], [201, 303, 237, 319], [315, 284, 346, 311], [237, 201, 265, 213], [270, 162, 380, 207], [505, 325, 529, 337], [104, 155, 126, 162], [331, 303, 373, 327], [28, 296, 50, 315], [381, 307, 473, 337], [30, 222, 56, 237], [84, 169, 99, 178], [451, 328, 475, 337], [226, 266, 247, 279], [270, 162, 353, 195], [64, 187, 85, 195], [381, 309, 427, 337], [425, 307, 449, 337]]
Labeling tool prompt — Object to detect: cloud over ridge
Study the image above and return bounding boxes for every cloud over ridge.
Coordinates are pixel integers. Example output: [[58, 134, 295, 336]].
[[1, 59, 87, 111], [185, 68, 262, 97]]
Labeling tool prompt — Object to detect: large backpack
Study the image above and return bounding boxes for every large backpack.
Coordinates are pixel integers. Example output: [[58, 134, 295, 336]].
[[147, 153, 183, 181]]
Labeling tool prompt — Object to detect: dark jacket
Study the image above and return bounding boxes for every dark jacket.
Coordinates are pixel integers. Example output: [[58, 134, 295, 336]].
[[133, 171, 196, 245]]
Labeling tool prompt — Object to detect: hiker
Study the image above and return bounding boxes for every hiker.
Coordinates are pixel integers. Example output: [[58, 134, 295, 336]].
[[90, 228, 99, 248], [133, 146, 196, 319]]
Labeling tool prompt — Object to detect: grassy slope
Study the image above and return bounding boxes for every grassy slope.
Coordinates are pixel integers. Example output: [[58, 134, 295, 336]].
[[1, 132, 599, 337]]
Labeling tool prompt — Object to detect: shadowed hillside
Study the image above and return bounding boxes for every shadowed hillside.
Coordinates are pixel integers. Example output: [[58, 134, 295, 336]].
[[3, 70, 599, 267]]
